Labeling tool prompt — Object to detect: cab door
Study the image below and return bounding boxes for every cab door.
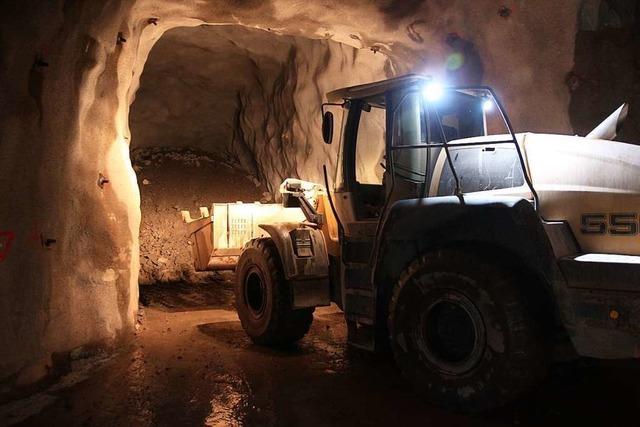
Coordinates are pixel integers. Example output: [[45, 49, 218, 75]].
[[332, 97, 387, 349], [383, 87, 438, 205]]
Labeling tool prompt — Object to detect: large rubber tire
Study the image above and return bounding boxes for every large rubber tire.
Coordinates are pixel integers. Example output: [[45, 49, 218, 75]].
[[388, 249, 548, 413], [235, 238, 314, 345]]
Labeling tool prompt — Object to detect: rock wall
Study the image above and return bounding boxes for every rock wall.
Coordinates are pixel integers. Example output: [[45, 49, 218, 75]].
[[0, 0, 581, 390]]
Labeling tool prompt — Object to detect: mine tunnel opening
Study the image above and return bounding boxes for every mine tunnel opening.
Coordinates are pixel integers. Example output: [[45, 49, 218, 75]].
[[128, 24, 392, 295], [6, 2, 640, 422]]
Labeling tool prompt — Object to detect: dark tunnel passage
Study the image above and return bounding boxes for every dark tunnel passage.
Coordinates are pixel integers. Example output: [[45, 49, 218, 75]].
[[128, 24, 391, 284], [570, 0, 640, 142]]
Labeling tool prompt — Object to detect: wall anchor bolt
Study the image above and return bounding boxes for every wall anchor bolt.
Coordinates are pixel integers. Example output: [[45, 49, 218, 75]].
[[498, 6, 512, 18], [40, 234, 56, 249], [34, 55, 49, 68], [98, 173, 110, 189]]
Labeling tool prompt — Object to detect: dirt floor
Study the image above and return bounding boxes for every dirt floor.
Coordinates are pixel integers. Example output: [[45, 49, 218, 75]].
[[3, 280, 640, 427]]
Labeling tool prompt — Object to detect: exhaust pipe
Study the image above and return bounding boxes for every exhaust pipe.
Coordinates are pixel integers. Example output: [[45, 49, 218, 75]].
[[586, 103, 629, 141]]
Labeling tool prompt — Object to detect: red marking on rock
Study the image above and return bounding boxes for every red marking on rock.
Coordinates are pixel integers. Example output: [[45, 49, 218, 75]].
[[27, 223, 42, 247], [0, 231, 16, 262]]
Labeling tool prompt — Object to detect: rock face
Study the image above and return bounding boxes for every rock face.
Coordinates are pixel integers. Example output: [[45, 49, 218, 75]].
[[0, 0, 581, 389], [131, 25, 391, 191]]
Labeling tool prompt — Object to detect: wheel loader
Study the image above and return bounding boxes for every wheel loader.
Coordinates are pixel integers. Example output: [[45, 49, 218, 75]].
[[183, 74, 639, 412]]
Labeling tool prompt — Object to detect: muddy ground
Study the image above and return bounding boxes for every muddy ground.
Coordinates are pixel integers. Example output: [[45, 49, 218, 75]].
[[3, 279, 639, 427]]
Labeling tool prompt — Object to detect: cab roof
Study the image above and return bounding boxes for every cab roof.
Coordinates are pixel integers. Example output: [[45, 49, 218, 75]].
[[326, 74, 432, 103]]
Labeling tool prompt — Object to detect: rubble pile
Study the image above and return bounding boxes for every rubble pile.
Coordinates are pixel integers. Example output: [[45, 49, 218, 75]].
[[132, 148, 265, 284]]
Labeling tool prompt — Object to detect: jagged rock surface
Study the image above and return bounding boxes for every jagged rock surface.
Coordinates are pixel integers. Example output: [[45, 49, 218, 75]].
[[131, 25, 391, 191]]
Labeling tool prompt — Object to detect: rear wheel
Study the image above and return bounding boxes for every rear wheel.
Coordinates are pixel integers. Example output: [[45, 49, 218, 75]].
[[235, 238, 313, 345], [388, 249, 548, 412]]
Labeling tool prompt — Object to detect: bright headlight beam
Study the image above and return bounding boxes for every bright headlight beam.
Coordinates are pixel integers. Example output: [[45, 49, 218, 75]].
[[482, 99, 494, 112], [423, 82, 444, 102]]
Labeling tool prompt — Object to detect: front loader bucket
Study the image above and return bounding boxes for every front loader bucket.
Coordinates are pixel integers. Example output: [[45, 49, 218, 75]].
[[181, 208, 213, 271], [181, 200, 307, 271]]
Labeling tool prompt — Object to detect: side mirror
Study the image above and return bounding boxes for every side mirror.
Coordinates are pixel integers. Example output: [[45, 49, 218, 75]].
[[322, 111, 334, 144]]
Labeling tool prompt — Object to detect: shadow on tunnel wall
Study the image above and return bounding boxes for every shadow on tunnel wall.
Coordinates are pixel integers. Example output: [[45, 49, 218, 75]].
[[570, 0, 640, 142]]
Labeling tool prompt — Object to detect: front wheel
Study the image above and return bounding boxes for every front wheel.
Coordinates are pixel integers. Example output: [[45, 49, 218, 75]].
[[235, 238, 313, 345], [388, 250, 548, 412]]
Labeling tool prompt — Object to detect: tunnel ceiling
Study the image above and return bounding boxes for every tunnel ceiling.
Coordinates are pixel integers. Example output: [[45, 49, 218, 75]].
[[129, 24, 391, 186], [130, 25, 307, 155]]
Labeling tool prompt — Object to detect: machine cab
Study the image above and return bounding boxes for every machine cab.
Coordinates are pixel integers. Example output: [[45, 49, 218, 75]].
[[323, 75, 530, 236]]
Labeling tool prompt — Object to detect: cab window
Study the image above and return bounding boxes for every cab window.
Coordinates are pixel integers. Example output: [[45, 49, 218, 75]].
[[391, 91, 428, 183], [437, 146, 525, 195], [355, 104, 386, 185]]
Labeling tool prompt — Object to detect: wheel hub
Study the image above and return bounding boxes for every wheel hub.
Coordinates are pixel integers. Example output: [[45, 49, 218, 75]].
[[419, 292, 486, 375], [245, 269, 267, 317]]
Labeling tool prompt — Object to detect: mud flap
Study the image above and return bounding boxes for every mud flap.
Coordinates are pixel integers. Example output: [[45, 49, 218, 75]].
[[258, 223, 331, 309]]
